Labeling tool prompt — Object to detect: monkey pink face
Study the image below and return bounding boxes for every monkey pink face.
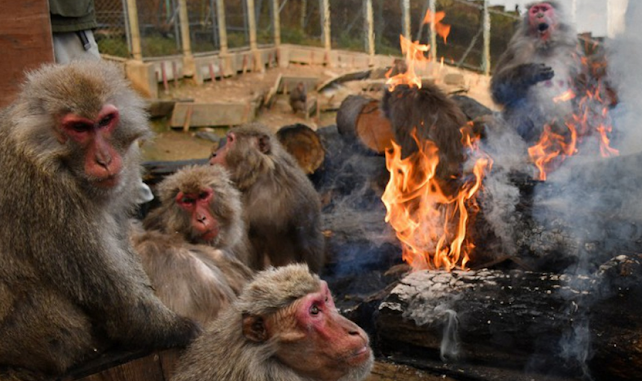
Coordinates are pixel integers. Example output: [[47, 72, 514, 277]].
[[209, 132, 235, 167], [529, 2, 556, 40], [58, 105, 123, 187], [272, 281, 373, 380], [176, 189, 220, 242]]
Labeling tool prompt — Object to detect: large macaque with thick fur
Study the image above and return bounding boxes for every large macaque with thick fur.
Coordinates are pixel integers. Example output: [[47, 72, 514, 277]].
[[209, 123, 325, 273], [491, 1, 584, 143], [0, 61, 201, 379], [143, 165, 252, 265], [131, 224, 253, 325], [172, 264, 374, 381]]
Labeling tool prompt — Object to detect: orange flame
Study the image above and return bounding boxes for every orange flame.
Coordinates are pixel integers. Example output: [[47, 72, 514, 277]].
[[423, 10, 451, 44], [528, 56, 619, 180], [385, 35, 430, 91], [381, 127, 492, 271]]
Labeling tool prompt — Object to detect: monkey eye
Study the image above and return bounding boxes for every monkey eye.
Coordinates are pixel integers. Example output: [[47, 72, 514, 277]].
[[180, 196, 195, 205], [69, 122, 92, 133], [98, 113, 115, 128], [309, 304, 320, 315], [198, 191, 210, 200]]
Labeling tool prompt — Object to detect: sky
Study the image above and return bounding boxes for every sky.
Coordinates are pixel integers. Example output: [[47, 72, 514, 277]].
[[489, 0, 629, 37]]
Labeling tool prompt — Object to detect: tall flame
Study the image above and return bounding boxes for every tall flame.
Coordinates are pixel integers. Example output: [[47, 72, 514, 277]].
[[385, 35, 430, 91], [382, 127, 492, 271]]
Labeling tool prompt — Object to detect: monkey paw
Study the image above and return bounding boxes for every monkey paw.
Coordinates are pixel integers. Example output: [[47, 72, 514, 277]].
[[520, 63, 555, 85]]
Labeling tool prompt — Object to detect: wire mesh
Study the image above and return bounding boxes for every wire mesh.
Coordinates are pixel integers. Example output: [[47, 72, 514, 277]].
[[329, 0, 364, 52], [255, 0, 274, 46], [186, 0, 219, 53], [94, 0, 130, 57], [374, 0, 402, 56], [225, 1, 248, 48], [280, 0, 323, 47]]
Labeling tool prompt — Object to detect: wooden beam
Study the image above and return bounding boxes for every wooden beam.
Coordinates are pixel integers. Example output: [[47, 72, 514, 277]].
[[272, 0, 281, 46], [321, 0, 332, 64], [216, 0, 229, 54], [482, 0, 491, 76], [170, 102, 256, 128], [178, 0, 195, 77], [364, 0, 375, 63], [429, 0, 437, 61], [402, 0, 411, 41]]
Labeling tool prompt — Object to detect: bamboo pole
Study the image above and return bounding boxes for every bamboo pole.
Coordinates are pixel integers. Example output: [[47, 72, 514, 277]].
[[178, 0, 195, 76], [429, 0, 436, 61], [125, 0, 142, 60], [216, 0, 228, 54], [482, 0, 490, 76], [321, 0, 331, 64], [402, 0, 411, 41], [364, 0, 374, 64], [272, 0, 281, 46]]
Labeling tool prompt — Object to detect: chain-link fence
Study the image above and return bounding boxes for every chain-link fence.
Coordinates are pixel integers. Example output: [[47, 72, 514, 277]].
[[90, 0, 562, 74]]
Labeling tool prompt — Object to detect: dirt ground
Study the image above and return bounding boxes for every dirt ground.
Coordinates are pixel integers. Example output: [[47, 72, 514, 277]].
[[140, 62, 495, 162]]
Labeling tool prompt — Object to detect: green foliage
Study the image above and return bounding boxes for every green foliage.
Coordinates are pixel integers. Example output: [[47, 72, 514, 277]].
[[281, 26, 323, 47]]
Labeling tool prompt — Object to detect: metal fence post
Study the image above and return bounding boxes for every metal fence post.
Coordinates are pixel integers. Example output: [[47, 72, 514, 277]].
[[429, 0, 437, 61], [402, 0, 411, 41], [482, 0, 491, 75], [125, 0, 142, 60], [178, 0, 195, 77], [364, 0, 374, 64]]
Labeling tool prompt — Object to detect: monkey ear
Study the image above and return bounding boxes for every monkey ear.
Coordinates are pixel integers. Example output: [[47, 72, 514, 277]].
[[242, 313, 269, 342], [257, 135, 271, 154]]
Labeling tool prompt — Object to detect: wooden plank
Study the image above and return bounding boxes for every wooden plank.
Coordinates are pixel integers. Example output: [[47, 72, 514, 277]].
[[0, 0, 54, 108], [170, 102, 253, 128], [264, 73, 282, 108]]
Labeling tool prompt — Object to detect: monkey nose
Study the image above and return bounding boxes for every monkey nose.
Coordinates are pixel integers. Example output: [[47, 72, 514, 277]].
[[197, 214, 207, 223], [95, 153, 112, 168]]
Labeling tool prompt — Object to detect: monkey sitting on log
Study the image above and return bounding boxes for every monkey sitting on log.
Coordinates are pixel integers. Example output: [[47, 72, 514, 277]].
[[209, 123, 325, 273], [490, 1, 584, 143], [0, 61, 201, 379], [171, 264, 374, 381], [289, 81, 307, 114], [143, 165, 252, 265], [130, 223, 253, 325]]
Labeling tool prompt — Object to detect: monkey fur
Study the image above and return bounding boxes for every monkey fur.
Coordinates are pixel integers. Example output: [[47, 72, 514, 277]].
[[143, 164, 252, 265], [171, 264, 374, 381], [490, 1, 584, 143], [289, 82, 307, 114], [0, 61, 201, 378], [209, 123, 325, 273], [131, 224, 253, 325]]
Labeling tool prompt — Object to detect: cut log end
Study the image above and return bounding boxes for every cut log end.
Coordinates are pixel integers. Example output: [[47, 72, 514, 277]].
[[276, 123, 325, 174], [336, 95, 394, 155]]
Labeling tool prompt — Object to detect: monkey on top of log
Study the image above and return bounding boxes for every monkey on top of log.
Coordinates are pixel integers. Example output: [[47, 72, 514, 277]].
[[0, 61, 201, 379], [491, 1, 617, 151]]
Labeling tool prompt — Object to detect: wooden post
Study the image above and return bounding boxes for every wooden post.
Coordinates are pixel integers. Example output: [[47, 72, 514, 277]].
[[301, 0, 307, 29], [246, 0, 263, 71], [125, 0, 143, 60], [482, 0, 491, 76], [216, 0, 228, 54], [402, 0, 411, 41], [272, 0, 281, 46], [178, 0, 195, 77], [364, 0, 374, 65], [428, 0, 436, 61], [321, 0, 331, 65]]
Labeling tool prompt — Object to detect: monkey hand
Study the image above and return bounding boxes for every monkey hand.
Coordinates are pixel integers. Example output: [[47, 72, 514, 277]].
[[520, 63, 555, 86]]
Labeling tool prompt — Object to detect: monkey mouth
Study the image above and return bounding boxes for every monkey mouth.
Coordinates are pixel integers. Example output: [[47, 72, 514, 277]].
[[200, 230, 219, 242], [347, 345, 371, 364], [538, 22, 549, 32], [92, 174, 120, 188]]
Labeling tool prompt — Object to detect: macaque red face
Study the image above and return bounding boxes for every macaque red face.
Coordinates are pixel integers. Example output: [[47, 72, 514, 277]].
[[176, 188, 220, 242], [209, 132, 235, 167], [244, 281, 373, 380], [528, 2, 557, 40], [58, 104, 123, 188]]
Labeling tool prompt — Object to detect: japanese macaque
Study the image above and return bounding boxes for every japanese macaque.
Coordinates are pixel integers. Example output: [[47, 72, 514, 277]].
[[491, 1, 583, 143], [382, 83, 468, 183], [289, 82, 307, 114], [130, 224, 253, 325], [143, 165, 252, 265], [0, 61, 200, 378], [209, 123, 325, 273], [171, 264, 374, 381]]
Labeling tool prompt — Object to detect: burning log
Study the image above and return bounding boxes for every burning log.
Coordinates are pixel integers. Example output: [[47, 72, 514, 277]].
[[375, 255, 642, 381], [276, 123, 325, 174], [336, 95, 394, 155]]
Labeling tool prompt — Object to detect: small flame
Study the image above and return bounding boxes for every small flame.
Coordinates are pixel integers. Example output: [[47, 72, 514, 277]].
[[553, 89, 576, 103], [423, 10, 451, 44], [528, 123, 577, 181], [385, 35, 430, 91], [381, 126, 492, 271]]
